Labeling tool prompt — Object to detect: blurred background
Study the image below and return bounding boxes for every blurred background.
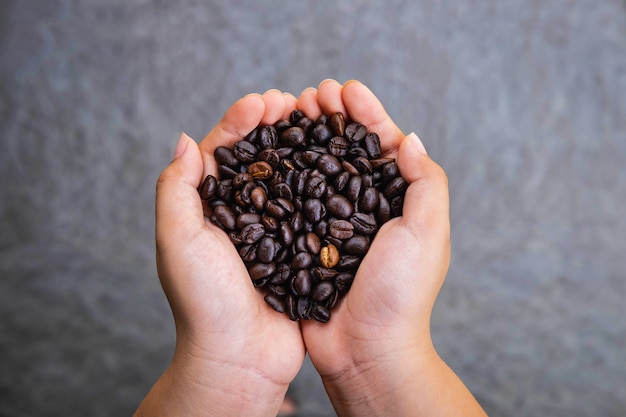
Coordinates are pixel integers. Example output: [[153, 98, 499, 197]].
[[1, 1, 625, 416]]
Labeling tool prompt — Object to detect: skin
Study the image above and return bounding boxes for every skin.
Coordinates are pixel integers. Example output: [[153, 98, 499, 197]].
[[134, 80, 487, 417]]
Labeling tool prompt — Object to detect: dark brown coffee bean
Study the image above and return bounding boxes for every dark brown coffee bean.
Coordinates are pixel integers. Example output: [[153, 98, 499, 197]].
[[270, 263, 291, 284], [359, 186, 380, 212], [335, 273, 354, 293], [240, 223, 265, 244], [233, 140, 258, 162], [292, 270, 312, 296], [291, 251, 314, 269], [320, 244, 340, 268], [297, 297, 312, 319], [257, 236, 277, 263], [261, 215, 279, 232], [286, 295, 298, 321], [249, 262, 276, 280], [259, 125, 278, 149], [238, 243, 257, 262], [311, 304, 331, 323], [347, 145, 368, 159], [330, 112, 345, 136], [325, 290, 339, 309], [346, 175, 362, 202], [290, 210, 304, 233], [384, 176, 408, 199], [268, 182, 292, 201], [364, 132, 382, 158], [305, 176, 327, 199], [232, 172, 253, 189], [313, 267, 339, 281], [345, 122, 367, 142], [305, 232, 321, 254], [334, 171, 350, 192], [213, 204, 236, 230], [316, 153, 343, 177], [313, 219, 329, 238], [326, 194, 354, 219], [312, 281, 335, 302], [296, 116, 314, 134], [353, 156, 373, 174], [382, 161, 400, 181], [328, 136, 350, 157], [350, 212, 377, 235], [200, 175, 218, 200], [279, 221, 294, 246], [390, 196, 404, 217], [311, 123, 333, 144], [329, 219, 355, 239], [371, 158, 396, 169], [343, 235, 370, 255], [214, 146, 239, 168], [303, 198, 326, 223], [217, 165, 238, 179], [290, 109, 305, 124], [247, 161, 274, 180], [336, 255, 361, 271], [376, 193, 391, 223], [250, 187, 267, 211], [265, 294, 286, 313], [281, 126, 306, 147], [236, 213, 261, 230], [257, 148, 280, 168]]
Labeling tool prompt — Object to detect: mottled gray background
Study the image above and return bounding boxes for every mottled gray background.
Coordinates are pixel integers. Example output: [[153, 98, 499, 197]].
[[1, 1, 625, 416]]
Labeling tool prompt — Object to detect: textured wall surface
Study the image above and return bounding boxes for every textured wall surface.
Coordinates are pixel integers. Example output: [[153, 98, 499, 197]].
[[1, 1, 625, 416]]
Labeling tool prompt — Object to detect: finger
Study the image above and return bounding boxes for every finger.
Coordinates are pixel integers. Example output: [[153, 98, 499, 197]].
[[282, 92, 298, 120], [156, 133, 206, 249], [260, 89, 287, 125], [341, 80, 405, 154], [199, 93, 266, 178], [297, 87, 322, 120], [316, 79, 347, 116], [396, 133, 450, 241]]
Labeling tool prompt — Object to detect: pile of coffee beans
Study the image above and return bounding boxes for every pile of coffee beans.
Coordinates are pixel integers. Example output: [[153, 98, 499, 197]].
[[199, 110, 407, 323]]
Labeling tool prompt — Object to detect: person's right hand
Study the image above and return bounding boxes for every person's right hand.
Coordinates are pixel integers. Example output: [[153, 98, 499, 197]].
[[298, 80, 486, 416]]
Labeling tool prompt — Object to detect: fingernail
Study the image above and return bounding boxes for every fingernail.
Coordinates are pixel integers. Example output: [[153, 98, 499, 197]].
[[408, 132, 427, 155], [173, 132, 191, 160]]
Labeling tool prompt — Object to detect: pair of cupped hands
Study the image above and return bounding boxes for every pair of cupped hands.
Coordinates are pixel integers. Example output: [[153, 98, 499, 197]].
[[141, 80, 462, 417]]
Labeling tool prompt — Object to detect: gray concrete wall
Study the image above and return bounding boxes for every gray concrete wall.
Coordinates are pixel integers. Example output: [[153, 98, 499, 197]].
[[1, 1, 625, 416]]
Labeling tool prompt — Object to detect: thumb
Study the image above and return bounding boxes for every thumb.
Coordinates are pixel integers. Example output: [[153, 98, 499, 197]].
[[396, 132, 450, 244], [156, 133, 205, 248]]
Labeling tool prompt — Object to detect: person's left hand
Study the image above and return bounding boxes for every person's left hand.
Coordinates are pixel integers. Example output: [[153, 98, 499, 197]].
[[135, 90, 305, 417]]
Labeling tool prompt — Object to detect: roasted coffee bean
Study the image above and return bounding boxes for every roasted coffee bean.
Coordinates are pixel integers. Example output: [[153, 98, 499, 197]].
[[269, 182, 292, 201], [290, 210, 304, 233], [312, 281, 335, 302], [291, 251, 314, 269], [384, 176, 408, 199], [232, 172, 253, 188], [214, 146, 239, 168], [281, 126, 306, 147], [311, 304, 331, 323], [240, 223, 265, 244], [261, 215, 279, 232], [265, 294, 286, 313], [305, 232, 321, 254], [245, 127, 259, 144], [320, 244, 340, 268], [371, 158, 396, 169], [382, 161, 400, 181], [270, 263, 291, 284], [334, 171, 350, 192], [239, 243, 257, 262], [336, 255, 361, 271], [376, 194, 391, 223], [328, 136, 350, 157], [303, 198, 326, 223], [217, 165, 238, 179], [249, 262, 276, 280], [335, 273, 354, 293], [305, 176, 327, 199], [350, 212, 377, 235], [343, 235, 370, 255], [359, 186, 380, 212], [279, 221, 294, 246], [292, 269, 312, 296], [297, 297, 312, 319], [257, 236, 277, 263], [310, 123, 333, 144], [353, 156, 373, 174], [236, 213, 262, 230], [364, 132, 382, 158], [390, 195, 404, 218], [296, 117, 314, 134], [257, 148, 280, 168], [250, 187, 267, 211], [317, 153, 343, 177], [247, 161, 274, 180], [313, 267, 339, 281], [326, 194, 353, 219], [290, 109, 305, 124], [259, 125, 278, 149], [213, 204, 236, 230], [345, 122, 367, 142], [329, 219, 355, 240], [330, 112, 345, 136], [233, 140, 259, 162], [286, 295, 298, 320], [200, 175, 218, 200], [346, 175, 362, 202]]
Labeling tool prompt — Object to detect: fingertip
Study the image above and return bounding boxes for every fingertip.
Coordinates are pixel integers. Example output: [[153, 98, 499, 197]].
[[260, 89, 286, 125], [297, 87, 322, 119]]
